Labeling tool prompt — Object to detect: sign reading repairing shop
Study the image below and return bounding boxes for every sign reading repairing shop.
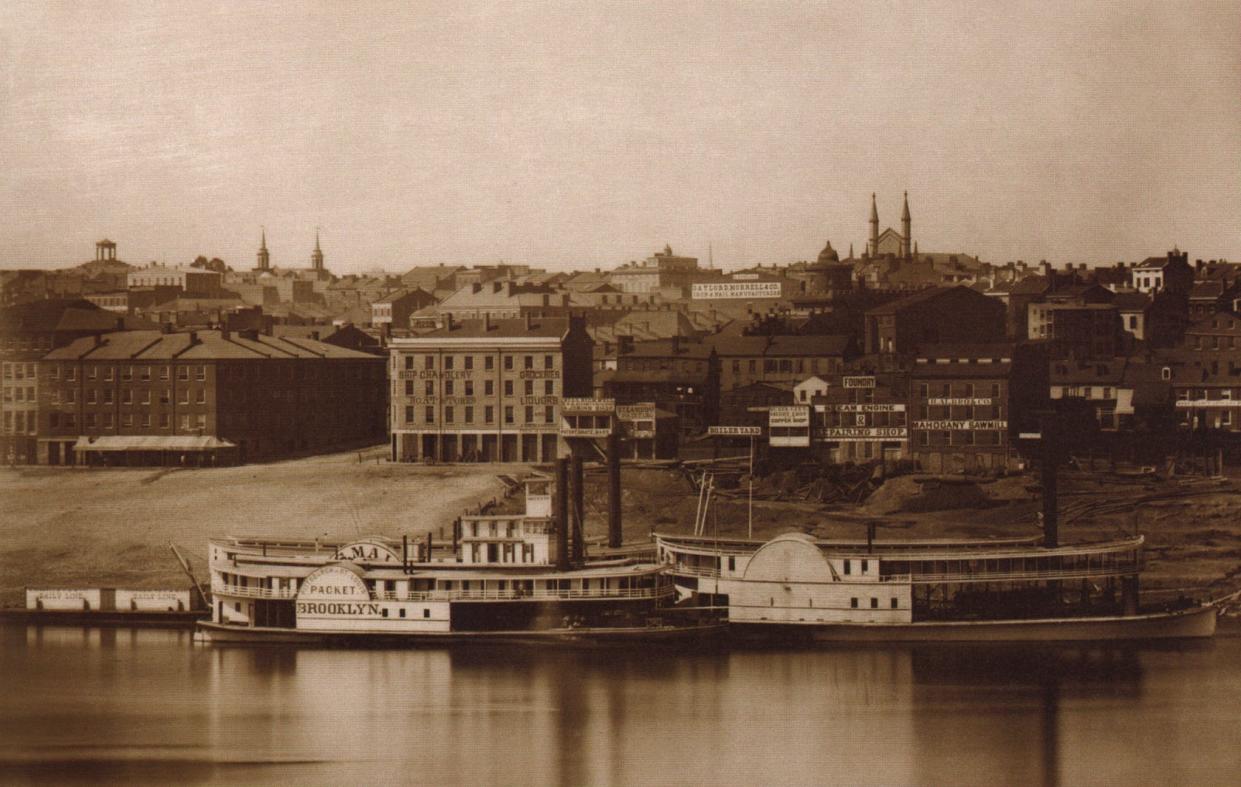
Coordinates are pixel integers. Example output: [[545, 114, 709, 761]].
[[691, 281, 783, 300]]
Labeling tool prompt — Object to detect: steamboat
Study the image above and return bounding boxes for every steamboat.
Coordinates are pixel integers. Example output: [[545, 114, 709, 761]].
[[195, 468, 707, 645]]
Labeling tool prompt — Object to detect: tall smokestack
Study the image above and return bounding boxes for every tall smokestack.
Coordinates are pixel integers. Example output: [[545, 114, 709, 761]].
[[607, 431, 622, 548], [1041, 417, 1059, 549], [555, 458, 570, 570], [571, 452, 585, 564]]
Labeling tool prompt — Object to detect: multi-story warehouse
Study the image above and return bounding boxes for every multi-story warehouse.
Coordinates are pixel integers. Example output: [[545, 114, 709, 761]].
[[708, 334, 854, 391], [39, 329, 386, 465], [388, 316, 592, 463]]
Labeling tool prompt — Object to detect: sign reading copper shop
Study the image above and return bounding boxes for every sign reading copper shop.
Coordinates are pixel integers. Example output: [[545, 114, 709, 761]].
[[768, 406, 811, 448]]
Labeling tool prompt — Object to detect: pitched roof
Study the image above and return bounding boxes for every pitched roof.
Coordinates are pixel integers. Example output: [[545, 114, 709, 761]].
[[404, 317, 574, 340], [44, 329, 380, 361]]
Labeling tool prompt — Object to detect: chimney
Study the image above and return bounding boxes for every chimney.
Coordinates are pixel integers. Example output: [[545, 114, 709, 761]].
[[483, 312, 492, 331], [114, 316, 125, 331], [445, 313, 454, 331], [221, 324, 230, 341], [618, 334, 634, 356], [189, 331, 199, 345], [472, 283, 482, 293], [524, 313, 534, 331], [93, 334, 103, 347], [671, 335, 682, 354], [311, 330, 320, 341]]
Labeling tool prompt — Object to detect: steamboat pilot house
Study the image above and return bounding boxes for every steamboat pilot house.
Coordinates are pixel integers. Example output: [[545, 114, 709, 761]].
[[203, 475, 671, 639]]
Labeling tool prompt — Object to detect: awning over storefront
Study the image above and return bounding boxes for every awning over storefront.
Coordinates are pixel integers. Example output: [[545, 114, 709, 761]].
[[73, 435, 237, 452]]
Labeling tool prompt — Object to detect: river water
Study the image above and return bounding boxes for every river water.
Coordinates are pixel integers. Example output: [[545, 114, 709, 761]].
[[1, 623, 1238, 786]]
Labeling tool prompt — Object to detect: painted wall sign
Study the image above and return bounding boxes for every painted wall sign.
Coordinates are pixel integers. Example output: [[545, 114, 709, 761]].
[[912, 420, 1009, 430], [768, 406, 810, 427], [831, 403, 905, 412], [708, 425, 763, 436], [816, 427, 908, 440], [299, 565, 372, 600], [926, 397, 994, 406], [691, 281, 783, 300], [616, 403, 656, 420], [561, 398, 615, 413], [842, 376, 875, 389], [332, 541, 402, 564], [1175, 399, 1241, 408]]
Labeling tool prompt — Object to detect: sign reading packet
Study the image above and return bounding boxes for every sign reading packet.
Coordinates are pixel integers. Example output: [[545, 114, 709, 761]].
[[691, 281, 783, 300]]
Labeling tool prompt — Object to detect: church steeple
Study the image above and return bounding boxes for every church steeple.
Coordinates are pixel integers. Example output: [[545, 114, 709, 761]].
[[255, 227, 270, 272], [868, 193, 879, 258], [901, 191, 912, 259], [310, 228, 325, 271]]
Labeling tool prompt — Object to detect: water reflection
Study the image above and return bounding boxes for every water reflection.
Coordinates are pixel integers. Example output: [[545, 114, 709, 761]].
[[2, 624, 1239, 785]]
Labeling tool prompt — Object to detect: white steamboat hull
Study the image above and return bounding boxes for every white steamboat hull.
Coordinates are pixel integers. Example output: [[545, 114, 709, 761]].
[[732, 604, 1218, 643]]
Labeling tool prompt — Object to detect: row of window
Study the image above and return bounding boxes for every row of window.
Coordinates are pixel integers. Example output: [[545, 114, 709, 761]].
[[728, 358, 839, 375], [916, 383, 1003, 398], [915, 431, 1004, 446], [850, 597, 900, 610], [402, 378, 556, 397], [1, 362, 38, 380], [50, 388, 206, 405], [46, 411, 206, 430], [403, 404, 556, 425], [2, 385, 36, 402], [402, 353, 557, 371], [46, 364, 205, 382]]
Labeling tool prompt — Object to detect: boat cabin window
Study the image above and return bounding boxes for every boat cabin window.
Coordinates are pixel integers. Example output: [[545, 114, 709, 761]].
[[844, 560, 851, 575], [423, 609, 430, 619], [891, 598, 898, 609], [728, 556, 736, 572], [850, 597, 858, 609], [399, 609, 406, 618], [382, 609, 389, 618], [870, 598, 878, 609], [861, 560, 868, 573]]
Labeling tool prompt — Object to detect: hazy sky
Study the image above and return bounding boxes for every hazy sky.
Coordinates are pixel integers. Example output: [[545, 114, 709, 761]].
[[1, 1, 1238, 274]]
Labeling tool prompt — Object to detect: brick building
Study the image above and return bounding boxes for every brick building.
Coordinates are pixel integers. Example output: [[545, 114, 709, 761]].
[[388, 316, 592, 463], [864, 286, 1006, 356], [599, 337, 718, 435], [39, 329, 386, 465], [709, 334, 854, 391], [908, 343, 1039, 473]]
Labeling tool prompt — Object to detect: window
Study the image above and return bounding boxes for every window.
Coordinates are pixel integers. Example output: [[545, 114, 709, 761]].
[[423, 609, 430, 619], [444, 356, 454, 370], [484, 380, 494, 396], [122, 413, 133, 428], [524, 406, 533, 423], [544, 380, 554, 395], [504, 380, 513, 396], [485, 406, 494, 423], [141, 414, 151, 428], [465, 381, 474, 396], [545, 405, 554, 423], [504, 406, 514, 424], [122, 389, 132, 404], [424, 355, 435, 370], [544, 355, 553, 369], [86, 413, 97, 428], [504, 355, 513, 370], [425, 381, 434, 396], [843, 560, 851, 575], [524, 355, 533, 370], [444, 380, 454, 395], [405, 406, 414, 423], [196, 389, 205, 404], [405, 380, 414, 396], [444, 406, 454, 423], [850, 597, 858, 609], [464, 355, 473, 370], [465, 406, 473, 423], [870, 597, 878, 609], [861, 560, 868, 573], [524, 380, 534, 396], [160, 413, 170, 428], [104, 366, 114, 381], [405, 355, 414, 370], [425, 406, 434, 423], [180, 415, 190, 429], [103, 413, 114, 429], [177, 366, 188, 381], [891, 598, 898, 609], [485, 356, 494, 370]]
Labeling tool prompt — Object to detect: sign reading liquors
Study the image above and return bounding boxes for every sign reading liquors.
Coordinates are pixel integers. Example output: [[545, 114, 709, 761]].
[[691, 281, 783, 300]]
